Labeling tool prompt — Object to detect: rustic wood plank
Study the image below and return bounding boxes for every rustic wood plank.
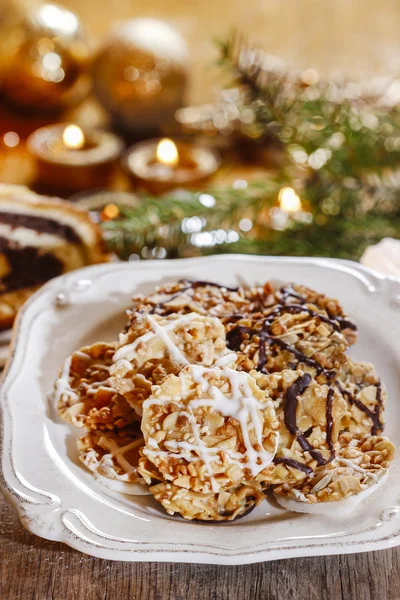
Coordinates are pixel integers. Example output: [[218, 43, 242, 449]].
[[1, 493, 400, 600]]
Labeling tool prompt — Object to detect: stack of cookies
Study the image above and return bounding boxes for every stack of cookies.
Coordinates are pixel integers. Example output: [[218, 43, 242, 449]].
[[54, 279, 395, 521]]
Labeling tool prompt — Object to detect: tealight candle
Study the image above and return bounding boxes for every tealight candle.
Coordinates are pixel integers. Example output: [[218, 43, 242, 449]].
[[122, 137, 220, 194], [27, 123, 124, 193], [270, 187, 304, 230], [278, 187, 302, 213]]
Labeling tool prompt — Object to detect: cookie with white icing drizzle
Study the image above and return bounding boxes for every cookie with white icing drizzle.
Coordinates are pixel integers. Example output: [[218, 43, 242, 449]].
[[149, 480, 265, 521], [140, 364, 280, 500], [110, 312, 236, 416], [55, 342, 137, 431], [78, 424, 149, 494], [114, 312, 232, 369]]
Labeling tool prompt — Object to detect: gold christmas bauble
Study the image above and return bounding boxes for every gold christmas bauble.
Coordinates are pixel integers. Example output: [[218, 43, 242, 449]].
[[0, 2, 90, 113], [92, 18, 188, 134]]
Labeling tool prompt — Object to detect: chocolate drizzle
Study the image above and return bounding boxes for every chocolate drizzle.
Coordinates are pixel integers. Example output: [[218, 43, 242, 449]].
[[338, 381, 383, 435], [0, 211, 81, 243], [149, 279, 239, 314], [284, 373, 312, 436], [273, 456, 314, 475], [264, 303, 341, 332], [226, 323, 335, 379], [333, 316, 357, 332], [374, 384, 383, 435], [283, 374, 335, 467], [181, 279, 239, 292], [278, 284, 357, 333], [325, 388, 335, 451], [149, 285, 192, 314], [277, 286, 307, 304]]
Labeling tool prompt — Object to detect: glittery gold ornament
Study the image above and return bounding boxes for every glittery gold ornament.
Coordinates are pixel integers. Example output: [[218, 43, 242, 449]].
[[92, 18, 188, 134], [0, 2, 90, 114]]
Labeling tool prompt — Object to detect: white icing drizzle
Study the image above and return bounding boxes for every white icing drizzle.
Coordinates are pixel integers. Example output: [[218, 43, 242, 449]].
[[111, 359, 132, 374], [337, 457, 378, 482], [86, 384, 116, 395], [113, 312, 210, 363], [113, 330, 154, 362], [119, 332, 129, 344], [165, 440, 243, 461], [179, 370, 187, 398], [74, 351, 91, 360], [145, 365, 279, 492], [214, 352, 237, 367], [182, 409, 220, 493], [282, 483, 310, 503], [99, 435, 144, 477], [53, 355, 79, 405], [147, 314, 190, 365]]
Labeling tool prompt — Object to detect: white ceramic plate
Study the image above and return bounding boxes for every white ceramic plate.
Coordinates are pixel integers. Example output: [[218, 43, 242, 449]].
[[1, 255, 400, 565]]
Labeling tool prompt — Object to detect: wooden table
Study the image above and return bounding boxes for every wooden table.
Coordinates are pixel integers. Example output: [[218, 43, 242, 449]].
[[1, 491, 399, 599]]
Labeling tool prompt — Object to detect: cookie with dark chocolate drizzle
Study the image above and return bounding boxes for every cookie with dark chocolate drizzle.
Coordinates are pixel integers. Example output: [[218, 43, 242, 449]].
[[148, 279, 240, 315], [338, 382, 384, 436], [337, 358, 385, 436], [226, 320, 336, 380], [125, 280, 252, 336], [282, 374, 335, 467], [226, 283, 354, 379], [275, 284, 357, 335]]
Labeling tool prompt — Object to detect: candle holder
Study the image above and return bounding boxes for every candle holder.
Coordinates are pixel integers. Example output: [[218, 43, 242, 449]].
[[121, 138, 220, 194], [27, 123, 124, 193]]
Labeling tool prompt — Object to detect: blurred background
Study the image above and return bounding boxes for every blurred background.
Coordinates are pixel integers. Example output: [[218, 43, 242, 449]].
[[0, 0, 399, 264], [42, 0, 400, 105]]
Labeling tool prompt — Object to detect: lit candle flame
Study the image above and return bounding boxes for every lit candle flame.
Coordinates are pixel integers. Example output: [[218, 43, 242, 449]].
[[62, 124, 85, 150], [156, 138, 179, 167], [279, 187, 302, 213], [101, 204, 120, 221]]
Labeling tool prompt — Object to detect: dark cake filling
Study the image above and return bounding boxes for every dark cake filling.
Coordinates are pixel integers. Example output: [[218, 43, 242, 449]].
[[0, 237, 63, 292], [0, 211, 81, 243]]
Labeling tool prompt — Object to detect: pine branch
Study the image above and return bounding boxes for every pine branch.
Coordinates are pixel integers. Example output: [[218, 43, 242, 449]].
[[101, 35, 400, 262], [100, 176, 400, 260], [101, 180, 282, 259], [218, 34, 400, 172]]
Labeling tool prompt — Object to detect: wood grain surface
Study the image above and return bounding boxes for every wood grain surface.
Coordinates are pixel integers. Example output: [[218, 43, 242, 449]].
[[1, 491, 399, 600]]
